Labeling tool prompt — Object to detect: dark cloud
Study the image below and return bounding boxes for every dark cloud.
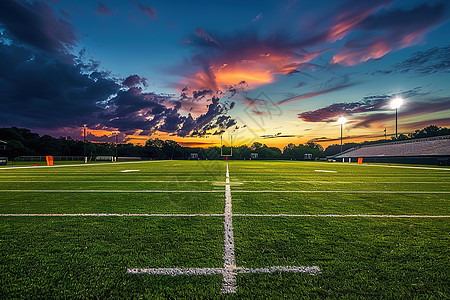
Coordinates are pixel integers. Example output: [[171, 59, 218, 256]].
[[0, 2, 235, 139], [298, 95, 389, 122], [308, 133, 386, 143], [138, 3, 156, 19], [0, 0, 77, 52], [0, 42, 120, 129], [96, 2, 112, 15], [392, 45, 450, 75], [122, 74, 148, 88]]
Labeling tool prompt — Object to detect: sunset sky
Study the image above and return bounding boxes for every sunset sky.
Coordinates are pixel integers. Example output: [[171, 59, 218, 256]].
[[0, 0, 449, 148]]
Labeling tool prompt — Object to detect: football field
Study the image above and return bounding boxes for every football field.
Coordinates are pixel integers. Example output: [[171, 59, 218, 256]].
[[1, 160, 449, 298]]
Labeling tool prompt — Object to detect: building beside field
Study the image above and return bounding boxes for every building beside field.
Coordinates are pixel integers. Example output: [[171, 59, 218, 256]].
[[334, 135, 450, 165]]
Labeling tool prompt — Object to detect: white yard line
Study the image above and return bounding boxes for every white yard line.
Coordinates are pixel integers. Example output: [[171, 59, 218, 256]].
[[231, 190, 450, 194], [127, 266, 321, 275], [1, 213, 447, 218], [0, 180, 211, 183], [2, 190, 448, 193], [0, 190, 222, 193], [233, 214, 450, 218], [0, 213, 224, 217]]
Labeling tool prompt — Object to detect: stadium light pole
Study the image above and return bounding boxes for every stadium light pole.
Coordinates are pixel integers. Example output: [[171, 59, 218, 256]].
[[338, 117, 347, 154], [390, 97, 403, 138], [83, 124, 87, 163], [115, 132, 118, 162]]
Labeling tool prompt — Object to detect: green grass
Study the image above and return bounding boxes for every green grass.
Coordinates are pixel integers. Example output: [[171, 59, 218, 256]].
[[0, 160, 449, 298], [234, 217, 448, 298]]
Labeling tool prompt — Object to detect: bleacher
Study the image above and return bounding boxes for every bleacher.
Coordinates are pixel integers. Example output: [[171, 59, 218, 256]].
[[335, 135, 450, 159]]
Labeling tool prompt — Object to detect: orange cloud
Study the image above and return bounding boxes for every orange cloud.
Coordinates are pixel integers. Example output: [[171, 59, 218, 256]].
[[184, 51, 321, 92]]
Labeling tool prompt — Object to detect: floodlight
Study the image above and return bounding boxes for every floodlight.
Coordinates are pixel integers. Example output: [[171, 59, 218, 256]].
[[390, 97, 403, 109], [337, 116, 347, 124]]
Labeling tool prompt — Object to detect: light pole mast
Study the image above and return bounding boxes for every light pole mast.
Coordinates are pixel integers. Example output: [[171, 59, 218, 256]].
[[115, 133, 118, 162], [390, 97, 403, 139], [338, 117, 347, 154], [83, 124, 87, 162]]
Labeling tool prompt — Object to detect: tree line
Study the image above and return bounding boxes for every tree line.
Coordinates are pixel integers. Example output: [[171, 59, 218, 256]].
[[0, 125, 448, 160]]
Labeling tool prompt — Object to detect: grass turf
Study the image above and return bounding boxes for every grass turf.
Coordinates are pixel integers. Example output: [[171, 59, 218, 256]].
[[0, 160, 449, 298]]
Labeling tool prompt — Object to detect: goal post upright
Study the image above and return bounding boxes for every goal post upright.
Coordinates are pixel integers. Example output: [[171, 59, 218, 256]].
[[220, 135, 233, 157]]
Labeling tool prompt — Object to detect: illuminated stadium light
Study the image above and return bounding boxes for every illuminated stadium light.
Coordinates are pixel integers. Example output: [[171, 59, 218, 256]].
[[337, 117, 347, 155], [390, 97, 404, 109], [390, 97, 404, 138], [337, 116, 347, 124]]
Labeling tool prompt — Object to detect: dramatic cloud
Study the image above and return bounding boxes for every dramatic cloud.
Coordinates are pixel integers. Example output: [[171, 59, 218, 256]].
[[138, 3, 156, 19], [392, 45, 450, 75], [298, 92, 450, 130], [0, 1, 235, 139], [178, 30, 324, 91], [332, 2, 448, 66], [298, 95, 389, 123], [174, 1, 448, 96], [96, 2, 112, 15], [0, 0, 77, 52]]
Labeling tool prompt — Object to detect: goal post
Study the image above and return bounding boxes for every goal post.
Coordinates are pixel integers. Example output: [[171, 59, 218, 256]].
[[220, 135, 233, 157]]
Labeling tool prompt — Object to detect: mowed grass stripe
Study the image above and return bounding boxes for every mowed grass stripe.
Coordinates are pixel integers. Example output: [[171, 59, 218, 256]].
[[0, 192, 225, 214], [233, 193, 449, 215]]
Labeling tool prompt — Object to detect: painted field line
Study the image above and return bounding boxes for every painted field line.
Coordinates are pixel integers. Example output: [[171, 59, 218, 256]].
[[0, 213, 224, 217], [315, 170, 337, 173], [231, 190, 450, 194], [0, 190, 222, 193], [1, 213, 447, 218], [222, 163, 236, 293], [120, 170, 140, 173], [238, 181, 445, 184], [2, 190, 449, 194], [127, 266, 321, 276], [0, 180, 212, 183], [0, 160, 168, 170], [233, 214, 450, 218]]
